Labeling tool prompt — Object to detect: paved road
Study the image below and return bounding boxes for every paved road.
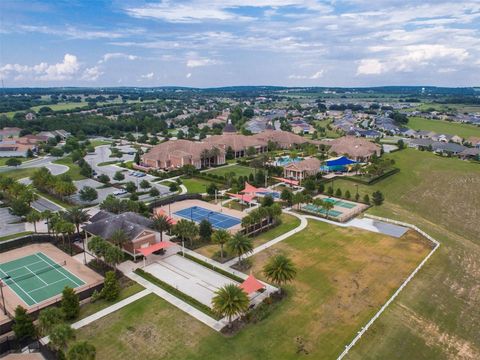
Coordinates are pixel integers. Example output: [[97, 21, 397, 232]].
[[0, 156, 68, 176], [32, 196, 64, 212]]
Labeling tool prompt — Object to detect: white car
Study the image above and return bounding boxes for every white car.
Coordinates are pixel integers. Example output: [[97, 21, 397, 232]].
[[113, 189, 127, 196]]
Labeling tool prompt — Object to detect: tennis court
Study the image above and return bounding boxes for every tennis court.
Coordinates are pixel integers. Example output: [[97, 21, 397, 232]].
[[323, 198, 357, 209], [174, 206, 241, 229], [302, 204, 343, 217], [0, 252, 85, 307]]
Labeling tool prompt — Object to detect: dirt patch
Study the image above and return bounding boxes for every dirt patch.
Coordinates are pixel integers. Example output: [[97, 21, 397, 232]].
[[399, 304, 480, 360]]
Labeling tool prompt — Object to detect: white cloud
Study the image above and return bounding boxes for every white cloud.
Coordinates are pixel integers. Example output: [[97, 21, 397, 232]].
[[81, 66, 103, 81], [186, 57, 220, 68], [357, 45, 469, 75], [140, 72, 155, 79], [186, 73, 192, 78], [288, 69, 324, 79], [1, 54, 81, 81], [99, 53, 138, 63]]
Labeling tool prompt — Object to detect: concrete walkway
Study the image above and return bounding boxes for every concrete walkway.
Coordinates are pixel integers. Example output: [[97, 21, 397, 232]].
[[40, 288, 152, 345]]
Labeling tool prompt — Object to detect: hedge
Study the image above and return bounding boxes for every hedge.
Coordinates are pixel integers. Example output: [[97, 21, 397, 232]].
[[134, 268, 220, 319], [178, 252, 244, 283], [340, 168, 400, 185]]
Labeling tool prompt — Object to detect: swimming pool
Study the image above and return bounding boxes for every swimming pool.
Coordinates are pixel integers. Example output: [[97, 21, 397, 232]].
[[302, 204, 343, 217], [257, 191, 280, 199], [275, 156, 303, 167]]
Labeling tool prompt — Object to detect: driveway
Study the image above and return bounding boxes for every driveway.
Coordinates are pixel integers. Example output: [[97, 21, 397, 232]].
[[0, 207, 25, 236], [144, 255, 238, 307], [31, 196, 64, 212]]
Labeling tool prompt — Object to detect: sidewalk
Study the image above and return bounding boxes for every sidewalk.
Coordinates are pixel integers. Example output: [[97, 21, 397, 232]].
[[40, 288, 152, 345]]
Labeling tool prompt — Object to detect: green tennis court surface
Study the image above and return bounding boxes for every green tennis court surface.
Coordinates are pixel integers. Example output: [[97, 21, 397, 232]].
[[323, 198, 357, 209], [0, 252, 85, 306], [303, 204, 343, 217]]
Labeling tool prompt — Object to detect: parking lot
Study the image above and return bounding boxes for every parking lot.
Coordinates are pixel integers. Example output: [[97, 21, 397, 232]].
[[0, 207, 25, 237], [72, 178, 124, 204]]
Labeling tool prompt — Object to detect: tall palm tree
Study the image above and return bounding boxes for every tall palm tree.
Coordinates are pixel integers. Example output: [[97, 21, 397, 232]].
[[152, 214, 171, 242], [211, 284, 249, 327], [263, 254, 297, 294], [227, 233, 253, 266], [26, 211, 41, 233], [212, 229, 231, 260], [109, 229, 129, 248], [322, 200, 334, 219], [41, 210, 53, 235], [65, 207, 90, 238]]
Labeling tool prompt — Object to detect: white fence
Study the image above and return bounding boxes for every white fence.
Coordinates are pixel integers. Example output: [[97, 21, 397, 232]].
[[337, 214, 440, 360]]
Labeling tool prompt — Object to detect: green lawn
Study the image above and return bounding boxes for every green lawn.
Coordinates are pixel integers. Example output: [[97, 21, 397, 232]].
[[0, 158, 28, 167], [0, 231, 33, 242], [408, 116, 480, 138], [89, 139, 112, 147], [75, 220, 429, 360], [181, 177, 223, 194], [0, 167, 38, 180], [204, 165, 255, 178], [77, 282, 144, 320], [324, 148, 480, 359], [196, 213, 301, 259], [30, 102, 89, 112], [52, 156, 87, 180]]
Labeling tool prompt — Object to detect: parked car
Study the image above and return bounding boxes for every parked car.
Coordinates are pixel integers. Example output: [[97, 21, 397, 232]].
[[113, 189, 127, 195]]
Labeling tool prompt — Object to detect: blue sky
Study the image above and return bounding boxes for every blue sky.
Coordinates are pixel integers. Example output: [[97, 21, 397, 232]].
[[1, 0, 479, 87]]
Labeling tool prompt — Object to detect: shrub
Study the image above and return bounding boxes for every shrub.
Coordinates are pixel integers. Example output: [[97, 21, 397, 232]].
[[101, 271, 120, 301], [61, 287, 80, 320]]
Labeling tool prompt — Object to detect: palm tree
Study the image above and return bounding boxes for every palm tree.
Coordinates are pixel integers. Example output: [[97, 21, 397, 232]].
[[41, 210, 53, 235], [152, 214, 171, 242], [211, 284, 249, 327], [263, 254, 297, 294], [62, 221, 75, 253], [322, 200, 334, 219], [65, 207, 90, 238], [173, 219, 198, 253], [313, 198, 325, 216], [212, 229, 231, 260], [227, 233, 253, 266], [241, 215, 253, 236], [200, 148, 211, 168], [292, 192, 305, 210], [26, 211, 41, 233], [109, 229, 129, 248]]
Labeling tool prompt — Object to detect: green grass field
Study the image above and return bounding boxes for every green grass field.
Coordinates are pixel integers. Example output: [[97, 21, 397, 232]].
[[89, 139, 112, 148], [0, 167, 37, 180], [0, 158, 28, 167], [74, 220, 429, 360], [325, 148, 480, 359], [52, 156, 87, 180], [408, 116, 480, 138], [30, 102, 89, 112], [196, 213, 301, 259], [181, 177, 223, 194], [204, 165, 255, 178]]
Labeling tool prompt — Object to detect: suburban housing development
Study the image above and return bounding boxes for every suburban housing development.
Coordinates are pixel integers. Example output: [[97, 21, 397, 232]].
[[0, 1, 479, 359]]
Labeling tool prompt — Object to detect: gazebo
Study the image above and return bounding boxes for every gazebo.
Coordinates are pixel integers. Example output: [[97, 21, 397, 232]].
[[135, 241, 174, 267]]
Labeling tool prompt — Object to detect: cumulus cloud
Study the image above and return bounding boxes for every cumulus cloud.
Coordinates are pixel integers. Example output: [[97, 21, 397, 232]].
[[0, 54, 81, 81], [357, 45, 469, 75], [140, 72, 155, 79], [81, 66, 103, 81]]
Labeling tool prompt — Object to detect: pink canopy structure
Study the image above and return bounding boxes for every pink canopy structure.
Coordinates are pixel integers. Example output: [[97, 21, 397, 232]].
[[272, 177, 299, 186], [239, 273, 265, 294], [136, 241, 174, 257], [240, 182, 268, 195], [226, 192, 255, 203]]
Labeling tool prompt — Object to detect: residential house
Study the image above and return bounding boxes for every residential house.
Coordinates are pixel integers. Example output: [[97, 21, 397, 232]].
[[320, 136, 381, 162], [0, 127, 22, 139], [431, 142, 466, 156]]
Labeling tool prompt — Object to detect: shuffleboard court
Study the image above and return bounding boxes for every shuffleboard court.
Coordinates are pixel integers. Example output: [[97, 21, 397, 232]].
[[174, 206, 241, 229], [0, 252, 85, 306]]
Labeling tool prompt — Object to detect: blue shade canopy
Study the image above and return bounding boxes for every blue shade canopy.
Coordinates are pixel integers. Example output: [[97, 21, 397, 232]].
[[326, 156, 357, 166]]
